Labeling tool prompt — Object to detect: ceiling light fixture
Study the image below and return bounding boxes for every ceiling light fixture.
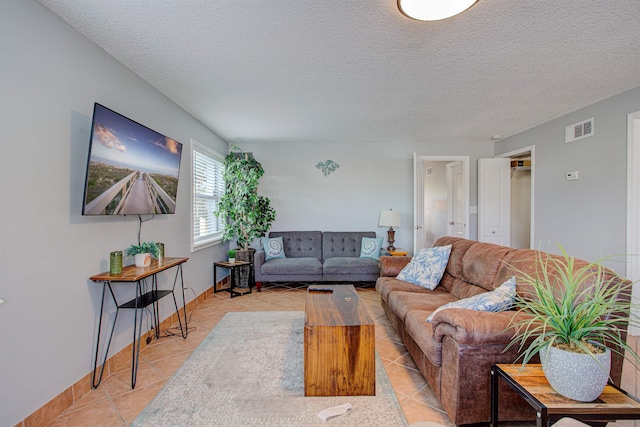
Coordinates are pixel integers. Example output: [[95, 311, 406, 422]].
[[398, 0, 478, 21]]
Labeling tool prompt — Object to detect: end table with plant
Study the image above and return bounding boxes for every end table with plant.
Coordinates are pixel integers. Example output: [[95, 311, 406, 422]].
[[505, 245, 640, 401]]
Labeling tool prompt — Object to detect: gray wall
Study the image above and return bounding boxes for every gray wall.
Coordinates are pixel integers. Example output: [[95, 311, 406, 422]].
[[234, 141, 492, 253], [0, 1, 228, 425], [495, 87, 640, 274]]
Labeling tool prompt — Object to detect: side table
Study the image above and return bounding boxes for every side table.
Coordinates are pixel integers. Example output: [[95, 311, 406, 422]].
[[214, 260, 252, 298], [491, 363, 640, 427], [388, 250, 408, 256]]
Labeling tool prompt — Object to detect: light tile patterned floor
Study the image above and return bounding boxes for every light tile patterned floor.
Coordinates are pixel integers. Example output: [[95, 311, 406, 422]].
[[46, 283, 639, 427]]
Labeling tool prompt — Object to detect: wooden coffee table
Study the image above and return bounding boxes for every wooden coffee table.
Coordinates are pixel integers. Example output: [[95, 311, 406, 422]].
[[304, 284, 375, 396]]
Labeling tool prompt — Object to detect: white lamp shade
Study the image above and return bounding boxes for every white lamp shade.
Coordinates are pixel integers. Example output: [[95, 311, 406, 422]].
[[379, 209, 401, 227], [398, 0, 478, 21]]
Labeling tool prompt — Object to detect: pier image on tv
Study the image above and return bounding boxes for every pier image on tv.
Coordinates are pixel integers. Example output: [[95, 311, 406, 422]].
[[82, 104, 183, 215]]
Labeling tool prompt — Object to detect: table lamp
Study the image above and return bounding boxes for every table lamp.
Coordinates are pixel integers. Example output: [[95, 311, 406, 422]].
[[379, 209, 401, 252]]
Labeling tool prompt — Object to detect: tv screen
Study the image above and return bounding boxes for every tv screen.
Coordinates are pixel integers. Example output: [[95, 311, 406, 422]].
[[82, 103, 183, 215]]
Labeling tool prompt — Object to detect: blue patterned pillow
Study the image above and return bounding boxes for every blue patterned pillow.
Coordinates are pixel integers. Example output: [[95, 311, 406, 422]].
[[427, 276, 517, 322], [261, 237, 286, 261], [396, 245, 452, 290], [360, 237, 383, 260]]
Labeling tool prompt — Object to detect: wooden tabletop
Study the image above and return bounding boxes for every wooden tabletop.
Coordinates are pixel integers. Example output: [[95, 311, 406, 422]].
[[90, 257, 189, 282], [214, 260, 251, 268], [305, 285, 373, 327], [496, 364, 640, 416]]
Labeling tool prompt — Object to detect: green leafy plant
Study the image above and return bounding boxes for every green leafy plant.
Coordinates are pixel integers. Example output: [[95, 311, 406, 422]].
[[215, 146, 276, 250], [228, 249, 236, 258], [125, 242, 159, 258], [505, 245, 640, 368]]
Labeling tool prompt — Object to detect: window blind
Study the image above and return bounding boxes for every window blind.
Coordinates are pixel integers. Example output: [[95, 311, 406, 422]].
[[191, 140, 225, 250]]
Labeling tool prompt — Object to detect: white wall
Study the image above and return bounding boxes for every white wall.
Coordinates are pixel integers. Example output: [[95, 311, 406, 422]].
[[235, 141, 492, 254], [0, 1, 229, 425], [495, 87, 640, 274]]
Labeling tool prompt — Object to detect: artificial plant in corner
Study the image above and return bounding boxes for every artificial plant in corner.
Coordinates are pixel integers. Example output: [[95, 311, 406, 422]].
[[215, 145, 276, 250]]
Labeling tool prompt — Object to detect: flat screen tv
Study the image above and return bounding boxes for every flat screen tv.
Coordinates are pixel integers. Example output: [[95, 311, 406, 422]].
[[82, 103, 183, 215]]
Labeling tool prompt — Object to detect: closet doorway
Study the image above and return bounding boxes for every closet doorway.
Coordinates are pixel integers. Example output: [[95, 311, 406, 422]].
[[497, 146, 535, 249]]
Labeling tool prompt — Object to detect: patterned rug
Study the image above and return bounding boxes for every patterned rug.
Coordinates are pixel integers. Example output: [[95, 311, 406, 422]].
[[133, 311, 407, 426]]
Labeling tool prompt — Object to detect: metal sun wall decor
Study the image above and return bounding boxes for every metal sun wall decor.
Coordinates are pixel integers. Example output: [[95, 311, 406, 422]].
[[316, 159, 340, 177]]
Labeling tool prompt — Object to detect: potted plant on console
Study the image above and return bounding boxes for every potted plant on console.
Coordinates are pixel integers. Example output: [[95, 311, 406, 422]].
[[126, 241, 160, 268], [215, 146, 276, 288], [506, 245, 639, 401]]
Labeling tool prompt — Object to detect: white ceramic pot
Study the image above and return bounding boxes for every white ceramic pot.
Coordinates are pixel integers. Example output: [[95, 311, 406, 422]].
[[540, 344, 611, 402], [134, 253, 152, 267], [228, 258, 236, 264]]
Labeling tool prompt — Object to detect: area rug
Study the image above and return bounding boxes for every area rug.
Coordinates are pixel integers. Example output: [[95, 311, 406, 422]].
[[133, 311, 407, 426]]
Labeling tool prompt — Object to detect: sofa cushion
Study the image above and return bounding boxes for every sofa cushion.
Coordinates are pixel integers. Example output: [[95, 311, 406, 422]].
[[387, 290, 457, 324], [259, 257, 323, 276], [322, 231, 376, 261], [461, 242, 514, 291], [375, 277, 435, 303], [261, 236, 286, 260], [427, 276, 516, 322], [323, 257, 379, 275], [404, 309, 443, 367], [269, 231, 323, 259], [396, 245, 452, 289], [360, 236, 383, 260]]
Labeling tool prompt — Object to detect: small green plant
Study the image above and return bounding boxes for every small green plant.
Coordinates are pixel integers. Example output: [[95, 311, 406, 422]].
[[505, 244, 640, 367], [228, 249, 236, 258], [125, 242, 159, 258]]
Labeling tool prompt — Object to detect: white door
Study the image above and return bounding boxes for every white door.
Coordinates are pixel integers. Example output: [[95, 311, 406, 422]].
[[413, 153, 426, 254], [478, 158, 511, 245], [447, 161, 465, 237]]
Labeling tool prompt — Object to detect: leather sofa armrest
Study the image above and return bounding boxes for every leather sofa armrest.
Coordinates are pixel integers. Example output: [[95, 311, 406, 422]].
[[379, 255, 411, 277], [431, 309, 527, 346]]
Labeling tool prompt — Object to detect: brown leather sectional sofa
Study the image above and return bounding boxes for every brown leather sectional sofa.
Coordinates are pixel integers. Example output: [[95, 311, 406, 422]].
[[376, 236, 629, 426]]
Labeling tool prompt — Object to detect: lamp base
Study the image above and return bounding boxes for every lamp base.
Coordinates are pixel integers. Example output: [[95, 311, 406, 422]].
[[386, 228, 396, 252]]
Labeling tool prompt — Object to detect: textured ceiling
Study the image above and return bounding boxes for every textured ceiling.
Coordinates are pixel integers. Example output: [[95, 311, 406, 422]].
[[38, 0, 640, 144]]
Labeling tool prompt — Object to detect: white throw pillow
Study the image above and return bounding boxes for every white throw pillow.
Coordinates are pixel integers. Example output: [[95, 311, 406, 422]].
[[426, 276, 517, 322], [396, 245, 452, 290]]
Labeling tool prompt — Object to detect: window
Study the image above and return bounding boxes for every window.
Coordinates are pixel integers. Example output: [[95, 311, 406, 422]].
[[191, 139, 225, 251]]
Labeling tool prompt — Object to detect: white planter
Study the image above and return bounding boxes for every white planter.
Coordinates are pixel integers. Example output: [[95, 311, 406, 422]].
[[540, 344, 611, 402], [228, 258, 235, 264], [134, 253, 152, 267]]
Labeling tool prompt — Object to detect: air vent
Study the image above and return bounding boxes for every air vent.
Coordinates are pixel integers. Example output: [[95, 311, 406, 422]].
[[565, 118, 594, 143]]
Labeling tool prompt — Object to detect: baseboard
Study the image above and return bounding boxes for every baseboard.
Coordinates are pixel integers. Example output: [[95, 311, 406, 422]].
[[16, 282, 222, 427]]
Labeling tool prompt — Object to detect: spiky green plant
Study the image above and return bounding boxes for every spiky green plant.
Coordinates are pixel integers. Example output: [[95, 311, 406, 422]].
[[125, 241, 159, 258], [505, 245, 639, 369]]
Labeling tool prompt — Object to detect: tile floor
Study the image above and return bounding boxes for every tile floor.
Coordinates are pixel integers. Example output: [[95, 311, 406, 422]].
[[45, 283, 639, 427]]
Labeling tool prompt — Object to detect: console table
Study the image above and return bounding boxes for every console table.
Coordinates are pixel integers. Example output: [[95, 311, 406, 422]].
[[90, 257, 189, 389], [491, 363, 640, 427]]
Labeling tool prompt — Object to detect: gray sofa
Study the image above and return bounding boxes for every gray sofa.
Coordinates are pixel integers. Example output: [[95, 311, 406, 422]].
[[254, 231, 382, 283]]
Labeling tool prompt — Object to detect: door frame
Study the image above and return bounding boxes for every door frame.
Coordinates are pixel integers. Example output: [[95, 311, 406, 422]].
[[627, 111, 640, 336], [414, 155, 470, 254], [496, 145, 536, 249]]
